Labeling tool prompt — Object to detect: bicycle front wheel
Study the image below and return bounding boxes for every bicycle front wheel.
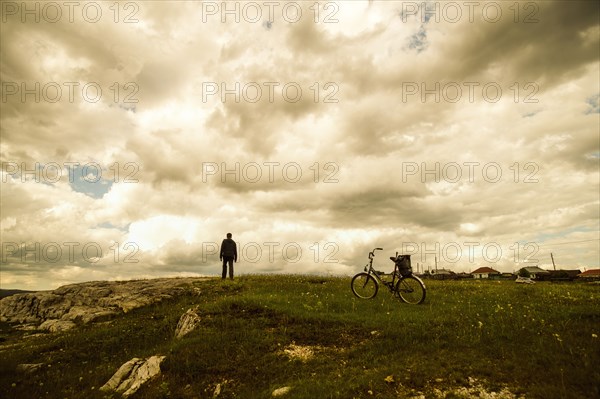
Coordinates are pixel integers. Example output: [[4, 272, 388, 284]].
[[351, 273, 378, 299], [395, 276, 426, 304]]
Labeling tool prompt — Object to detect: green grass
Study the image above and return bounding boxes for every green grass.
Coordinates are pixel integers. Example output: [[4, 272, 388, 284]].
[[0, 276, 599, 398]]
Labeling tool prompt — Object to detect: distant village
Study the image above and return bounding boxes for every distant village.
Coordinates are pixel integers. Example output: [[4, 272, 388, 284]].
[[417, 266, 600, 282]]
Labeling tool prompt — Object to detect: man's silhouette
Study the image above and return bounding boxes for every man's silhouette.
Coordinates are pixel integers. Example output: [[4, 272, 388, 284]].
[[220, 233, 237, 280]]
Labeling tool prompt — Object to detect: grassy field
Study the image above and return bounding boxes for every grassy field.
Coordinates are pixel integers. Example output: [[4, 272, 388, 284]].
[[0, 276, 599, 398]]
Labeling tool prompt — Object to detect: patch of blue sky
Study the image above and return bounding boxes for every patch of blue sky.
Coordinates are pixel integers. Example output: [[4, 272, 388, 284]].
[[533, 226, 600, 245], [92, 222, 129, 232], [522, 110, 542, 118], [3, 163, 111, 199], [68, 164, 113, 199], [585, 93, 599, 114], [407, 25, 428, 53]]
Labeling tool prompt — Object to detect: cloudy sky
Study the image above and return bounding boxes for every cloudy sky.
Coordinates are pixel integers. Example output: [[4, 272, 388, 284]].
[[1, 0, 598, 290]]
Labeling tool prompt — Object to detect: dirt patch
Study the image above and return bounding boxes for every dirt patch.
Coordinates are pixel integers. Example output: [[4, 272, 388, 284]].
[[405, 377, 524, 399], [280, 343, 320, 362]]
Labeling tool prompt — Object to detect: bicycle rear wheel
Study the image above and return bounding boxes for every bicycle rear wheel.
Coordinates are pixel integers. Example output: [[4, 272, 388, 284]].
[[395, 276, 426, 304], [351, 273, 378, 299]]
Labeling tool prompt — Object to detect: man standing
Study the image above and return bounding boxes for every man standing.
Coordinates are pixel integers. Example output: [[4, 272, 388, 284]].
[[220, 233, 237, 280]]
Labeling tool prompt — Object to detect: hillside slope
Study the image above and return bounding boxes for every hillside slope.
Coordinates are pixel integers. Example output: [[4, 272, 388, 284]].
[[1, 276, 599, 398]]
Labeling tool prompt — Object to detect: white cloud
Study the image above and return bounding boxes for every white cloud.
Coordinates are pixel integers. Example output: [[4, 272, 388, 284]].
[[128, 215, 201, 251]]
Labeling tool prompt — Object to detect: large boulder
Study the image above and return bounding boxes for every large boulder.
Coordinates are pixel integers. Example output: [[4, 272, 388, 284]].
[[0, 278, 208, 331]]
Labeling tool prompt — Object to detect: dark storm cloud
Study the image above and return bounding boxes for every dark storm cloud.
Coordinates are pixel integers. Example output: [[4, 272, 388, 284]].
[[436, 1, 599, 85]]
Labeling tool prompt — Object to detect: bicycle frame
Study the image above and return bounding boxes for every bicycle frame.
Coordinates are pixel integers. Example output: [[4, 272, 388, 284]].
[[363, 248, 401, 291]]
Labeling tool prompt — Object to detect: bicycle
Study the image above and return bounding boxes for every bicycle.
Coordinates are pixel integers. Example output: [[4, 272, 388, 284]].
[[351, 248, 426, 304]]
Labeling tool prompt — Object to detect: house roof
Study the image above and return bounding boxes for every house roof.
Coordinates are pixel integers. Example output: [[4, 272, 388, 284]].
[[432, 269, 455, 275], [521, 266, 550, 273], [547, 269, 581, 275], [471, 267, 500, 274], [579, 269, 600, 276]]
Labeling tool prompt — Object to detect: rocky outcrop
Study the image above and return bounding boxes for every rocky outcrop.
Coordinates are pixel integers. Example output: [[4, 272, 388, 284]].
[[174, 307, 201, 339], [100, 355, 166, 397], [0, 278, 208, 331]]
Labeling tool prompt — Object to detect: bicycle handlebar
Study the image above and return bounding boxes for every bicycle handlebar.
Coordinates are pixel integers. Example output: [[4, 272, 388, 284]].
[[368, 248, 383, 260]]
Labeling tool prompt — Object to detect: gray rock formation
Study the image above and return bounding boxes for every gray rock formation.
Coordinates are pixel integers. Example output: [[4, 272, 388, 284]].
[[100, 355, 166, 397], [0, 278, 208, 331], [174, 307, 201, 339]]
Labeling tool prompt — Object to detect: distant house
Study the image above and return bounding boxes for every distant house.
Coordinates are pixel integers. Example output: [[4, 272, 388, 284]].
[[430, 269, 457, 280], [578, 269, 600, 281], [518, 266, 550, 280], [471, 267, 500, 279], [546, 269, 582, 281]]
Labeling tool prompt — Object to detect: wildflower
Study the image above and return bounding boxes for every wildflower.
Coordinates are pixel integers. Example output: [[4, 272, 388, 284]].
[[553, 333, 562, 343], [477, 321, 483, 329]]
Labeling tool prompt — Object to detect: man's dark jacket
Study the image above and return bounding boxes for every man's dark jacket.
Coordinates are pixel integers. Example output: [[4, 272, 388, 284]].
[[220, 238, 237, 261]]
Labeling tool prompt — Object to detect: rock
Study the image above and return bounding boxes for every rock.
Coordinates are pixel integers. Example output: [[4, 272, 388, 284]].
[[0, 277, 208, 332], [213, 382, 222, 398], [175, 308, 201, 339], [211, 379, 230, 398], [100, 355, 166, 397], [38, 319, 76, 332], [60, 305, 119, 323], [16, 363, 44, 374], [14, 323, 38, 331], [272, 386, 292, 397]]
